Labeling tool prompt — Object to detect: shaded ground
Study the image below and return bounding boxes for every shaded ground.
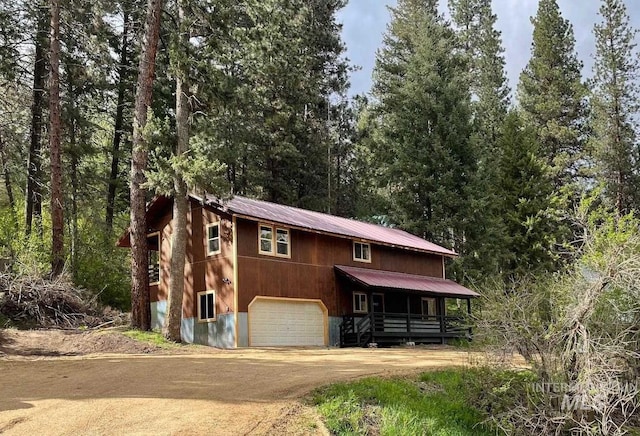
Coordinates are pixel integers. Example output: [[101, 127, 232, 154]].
[[0, 329, 477, 435], [0, 329, 165, 357]]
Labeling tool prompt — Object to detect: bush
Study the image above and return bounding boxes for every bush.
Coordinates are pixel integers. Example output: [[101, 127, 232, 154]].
[[475, 201, 640, 435]]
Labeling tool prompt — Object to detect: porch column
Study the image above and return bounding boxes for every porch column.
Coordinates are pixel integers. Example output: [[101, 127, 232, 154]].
[[406, 294, 411, 334], [467, 298, 472, 335], [439, 298, 446, 334], [368, 290, 374, 341]]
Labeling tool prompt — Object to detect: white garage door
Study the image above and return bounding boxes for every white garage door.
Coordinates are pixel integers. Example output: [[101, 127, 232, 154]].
[[249, 297, 327, 346]]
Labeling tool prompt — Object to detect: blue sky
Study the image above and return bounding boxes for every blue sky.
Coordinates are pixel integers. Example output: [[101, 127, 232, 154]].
[[338, 0, 640, 97]]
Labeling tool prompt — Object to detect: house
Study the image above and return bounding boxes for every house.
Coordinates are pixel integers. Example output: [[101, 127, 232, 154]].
[[118, 194, 479, 348]]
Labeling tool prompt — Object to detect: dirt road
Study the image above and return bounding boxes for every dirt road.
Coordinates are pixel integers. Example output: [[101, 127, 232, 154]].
[[1, 341, 473, 435]]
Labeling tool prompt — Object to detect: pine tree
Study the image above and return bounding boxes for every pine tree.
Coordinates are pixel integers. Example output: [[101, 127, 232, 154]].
[[164, 0, 190, 343], [370, 0, 476, 260], [496, 112, 559, 279], [448, 0, 510, 278], [49, 0, 64, 276], [449, 0, 510, 138], [192, 0, 349, 212], [25, 2, 48, 236], [130, 0, 163, 331], [590, 0, 640, 214], [517, 0, 587, 191]]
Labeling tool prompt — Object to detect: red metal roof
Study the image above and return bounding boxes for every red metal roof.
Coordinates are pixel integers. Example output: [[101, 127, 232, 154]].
[[200, 195, 457, 257], [335, 265, 480, 297]]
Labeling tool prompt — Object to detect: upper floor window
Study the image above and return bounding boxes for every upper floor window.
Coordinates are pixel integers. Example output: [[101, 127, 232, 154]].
[[147, 232, 160, 285], [197, 290, 216, 322], [259, 223, 290, 257], [353, 241, 371, 263], [206, 222, 221, 255], [276, 228, 289, 256]]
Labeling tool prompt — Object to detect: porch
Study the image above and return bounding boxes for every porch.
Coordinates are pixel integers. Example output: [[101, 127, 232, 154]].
[[335, 265, 479, 347]]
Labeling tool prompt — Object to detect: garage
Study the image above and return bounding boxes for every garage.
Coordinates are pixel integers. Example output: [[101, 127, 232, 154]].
[[248, 297, 328, 346]]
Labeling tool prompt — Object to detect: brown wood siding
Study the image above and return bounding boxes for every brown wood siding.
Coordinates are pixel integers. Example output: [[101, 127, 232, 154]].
[[146, 198, 235, 320], [236, 218, 444, 316]]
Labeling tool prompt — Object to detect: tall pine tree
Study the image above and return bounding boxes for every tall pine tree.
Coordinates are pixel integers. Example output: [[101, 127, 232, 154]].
[[370, 0, 477, 266], [518, 0, 587, 191], [496, 111, 559, 280], [590, 0, 640, 214], [448, 0, 510, 278]]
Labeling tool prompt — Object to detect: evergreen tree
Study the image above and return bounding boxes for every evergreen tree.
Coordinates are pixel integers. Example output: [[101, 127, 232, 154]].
[[49, 0, 64, 276], [448, 0, 510, 279], [130, 0, 163, 331], [517, 0, 587, 191], [194, 0, 349, 212], [590, 0, 640, 214], [496, 112, 559, 280], [449, 0, 510, 142], [370, 0, 476, 263]]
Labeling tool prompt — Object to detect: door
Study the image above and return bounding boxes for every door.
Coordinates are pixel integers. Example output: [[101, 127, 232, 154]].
[[248, 297, 328, 346], [372, 293, 385, 331]]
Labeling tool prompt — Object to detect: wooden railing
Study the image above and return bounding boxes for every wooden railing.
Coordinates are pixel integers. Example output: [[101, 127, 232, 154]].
[[340, 311, 471, 346]]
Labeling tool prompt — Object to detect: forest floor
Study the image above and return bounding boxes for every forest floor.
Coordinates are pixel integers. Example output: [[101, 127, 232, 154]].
[[0, 329, 483, 435]]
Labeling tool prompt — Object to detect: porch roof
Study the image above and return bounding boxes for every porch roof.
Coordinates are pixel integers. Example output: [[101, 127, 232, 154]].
[[335, 265, 480, 298]]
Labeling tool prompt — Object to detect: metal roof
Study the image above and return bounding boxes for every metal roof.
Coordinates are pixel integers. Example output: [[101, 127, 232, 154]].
[[200, 195, 457, 257], [335, 265, 480, 298]]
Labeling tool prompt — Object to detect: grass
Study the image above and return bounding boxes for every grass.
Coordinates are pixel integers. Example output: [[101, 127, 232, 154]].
[[311, 369, 500, 436], [122, 329, 177, 348]]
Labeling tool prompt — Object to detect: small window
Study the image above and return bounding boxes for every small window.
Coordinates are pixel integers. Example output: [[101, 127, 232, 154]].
[[353, 292, 368, 313], [259, 225, 273, 254], [206, 222, 221, 255], [276, 228, 289, 256], [258, 223, 290, 257], [353, 241, 371, 263], [421, 297, 437, 317], [147, 232, 160, 285], [198, 290, 216, 322]]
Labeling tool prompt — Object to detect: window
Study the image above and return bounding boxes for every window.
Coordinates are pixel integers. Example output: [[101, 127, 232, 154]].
[[353, 292, 368, 313], [353, 241, 371, 263], [421, 297, 437, 317], [258, 224, 290, 257], [259, 225, 273, 254], [147, 232, 160, 285], [206, 222, 221, 255], [197, 290, 216, 322], [276, 228, 289, 256]]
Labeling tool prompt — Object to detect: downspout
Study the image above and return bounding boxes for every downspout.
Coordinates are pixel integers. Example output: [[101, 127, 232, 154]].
[[233, 215, 239, 348]]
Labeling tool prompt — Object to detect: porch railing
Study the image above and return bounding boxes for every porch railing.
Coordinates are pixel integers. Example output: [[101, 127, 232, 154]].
[[340, 311, 471, 347]]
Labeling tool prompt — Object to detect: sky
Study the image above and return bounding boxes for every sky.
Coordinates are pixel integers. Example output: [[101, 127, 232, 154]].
[[338, 0, 640, 98]]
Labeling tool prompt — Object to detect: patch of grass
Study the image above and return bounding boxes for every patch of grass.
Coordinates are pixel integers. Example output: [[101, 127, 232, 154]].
[[122, 329, 176, 348], [312, 369, 497, 435]]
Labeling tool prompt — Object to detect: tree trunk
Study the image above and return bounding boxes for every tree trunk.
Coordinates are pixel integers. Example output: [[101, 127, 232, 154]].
[[130, 0, 163, 331], [106, 8, 132, 231], [49, 0, 64, 277], [164, 0, 190, 342], [25, 5, 48, 236], [70, 126, 79, 277], [0, 130, 15, 218]]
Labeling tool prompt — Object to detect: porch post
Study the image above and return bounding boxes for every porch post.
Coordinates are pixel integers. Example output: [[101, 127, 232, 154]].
[[406, 294, 411, 334], [439, 298, 446, 334], [368, 290, 374, 342], [467, 298, 472, 335]]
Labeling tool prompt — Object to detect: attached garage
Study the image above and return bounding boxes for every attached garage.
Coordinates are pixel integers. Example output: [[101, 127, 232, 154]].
[[248, 297, 328, 346]]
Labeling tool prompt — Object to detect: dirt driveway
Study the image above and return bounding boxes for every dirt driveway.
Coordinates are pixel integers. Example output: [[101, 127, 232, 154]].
[[0, 337, 474, 435]]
